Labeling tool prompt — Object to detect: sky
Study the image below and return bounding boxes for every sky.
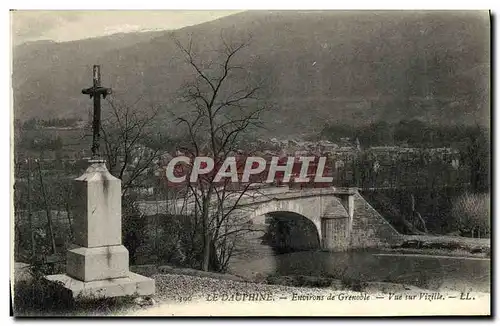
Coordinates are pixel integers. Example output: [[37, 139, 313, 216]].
[[10, 10, 241, 45]]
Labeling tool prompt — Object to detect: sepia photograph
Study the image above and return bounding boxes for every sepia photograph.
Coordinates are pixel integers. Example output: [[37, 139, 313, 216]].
[[9, 9, 491, 317]]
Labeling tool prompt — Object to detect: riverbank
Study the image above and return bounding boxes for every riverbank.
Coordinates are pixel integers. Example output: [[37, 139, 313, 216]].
[[130, 264, 424, 293], [393, 234, 490, 258]]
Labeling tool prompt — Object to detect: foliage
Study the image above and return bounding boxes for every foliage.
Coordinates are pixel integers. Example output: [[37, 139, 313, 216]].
[[148, 214, 204, 269], [13, 277, 73, 315], [362, 187, 464, 235], [13, 158, 75, 262], [459, 125, 490, 192], [362, 187, 491, 238]]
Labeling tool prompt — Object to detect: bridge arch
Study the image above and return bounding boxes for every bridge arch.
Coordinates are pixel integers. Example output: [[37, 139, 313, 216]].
[[245, 198, 323, 244], [264, 211, 321, 251]]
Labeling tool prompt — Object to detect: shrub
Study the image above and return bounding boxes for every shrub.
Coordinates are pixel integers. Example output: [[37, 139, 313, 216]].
[[13, 271, 74, 315], [451, 192, 490, 238]]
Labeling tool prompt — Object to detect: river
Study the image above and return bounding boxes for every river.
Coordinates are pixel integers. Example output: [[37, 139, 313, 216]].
[[228, 224, 490, 293]]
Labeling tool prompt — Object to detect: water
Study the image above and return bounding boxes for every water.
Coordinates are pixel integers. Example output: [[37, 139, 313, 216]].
[[228, 212, 490, 293], [229, 249, 490, 293]]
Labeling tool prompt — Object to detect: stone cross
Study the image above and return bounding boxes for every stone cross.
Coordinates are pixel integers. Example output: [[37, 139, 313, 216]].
[[45, 66, 154, 300], [82, 65, 112, 159]]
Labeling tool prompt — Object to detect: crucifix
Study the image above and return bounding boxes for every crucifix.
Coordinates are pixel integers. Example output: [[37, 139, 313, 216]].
[[82, 65, 112, 159]]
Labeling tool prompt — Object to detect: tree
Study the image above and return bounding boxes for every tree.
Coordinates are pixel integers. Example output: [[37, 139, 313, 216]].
[[99, 97, 163, 262], [173, 33, 269, 271], [409, 194, 427, 233], [100, 97, 162, 196], [461, 125, 489, 192]]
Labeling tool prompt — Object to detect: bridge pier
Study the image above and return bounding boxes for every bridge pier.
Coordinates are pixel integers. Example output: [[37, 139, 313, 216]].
[[321, 217, 349, 251], [320, 189, 356, 252]]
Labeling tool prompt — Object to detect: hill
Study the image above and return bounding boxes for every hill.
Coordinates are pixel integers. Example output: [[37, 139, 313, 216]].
[[12, 11, 490, 137]]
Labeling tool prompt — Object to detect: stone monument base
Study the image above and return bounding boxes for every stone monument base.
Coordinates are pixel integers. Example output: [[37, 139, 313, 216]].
[[45, 272, 155, 300]]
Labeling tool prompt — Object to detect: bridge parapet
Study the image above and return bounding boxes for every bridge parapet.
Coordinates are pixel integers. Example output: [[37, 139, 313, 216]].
[[136, 186, 359, 217], [233, 186, 357, 207]]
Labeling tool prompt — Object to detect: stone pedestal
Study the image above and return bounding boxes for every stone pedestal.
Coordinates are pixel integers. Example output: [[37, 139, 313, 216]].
[[45, 161, 155, 299]]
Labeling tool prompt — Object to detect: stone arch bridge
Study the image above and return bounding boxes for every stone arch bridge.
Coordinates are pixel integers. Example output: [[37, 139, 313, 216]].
[[137, 187, 402, 252]]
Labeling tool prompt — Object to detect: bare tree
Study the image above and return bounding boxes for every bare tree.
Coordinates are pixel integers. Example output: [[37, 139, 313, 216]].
[[99, 97, 163, 263], [174, 33, 269, 271], [409, 194, 427, 233], [100, 97, 162, 196]]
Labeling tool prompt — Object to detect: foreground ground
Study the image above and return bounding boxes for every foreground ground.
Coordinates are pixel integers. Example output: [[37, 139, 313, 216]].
[[13, 272, 489, 317], [132, 274, 490, 317], [12, 235, 490, 316], [14, 259, 490, 317]]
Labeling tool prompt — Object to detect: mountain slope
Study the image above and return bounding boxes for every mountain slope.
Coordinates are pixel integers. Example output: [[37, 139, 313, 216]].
[[12, 11, 490, 136]]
